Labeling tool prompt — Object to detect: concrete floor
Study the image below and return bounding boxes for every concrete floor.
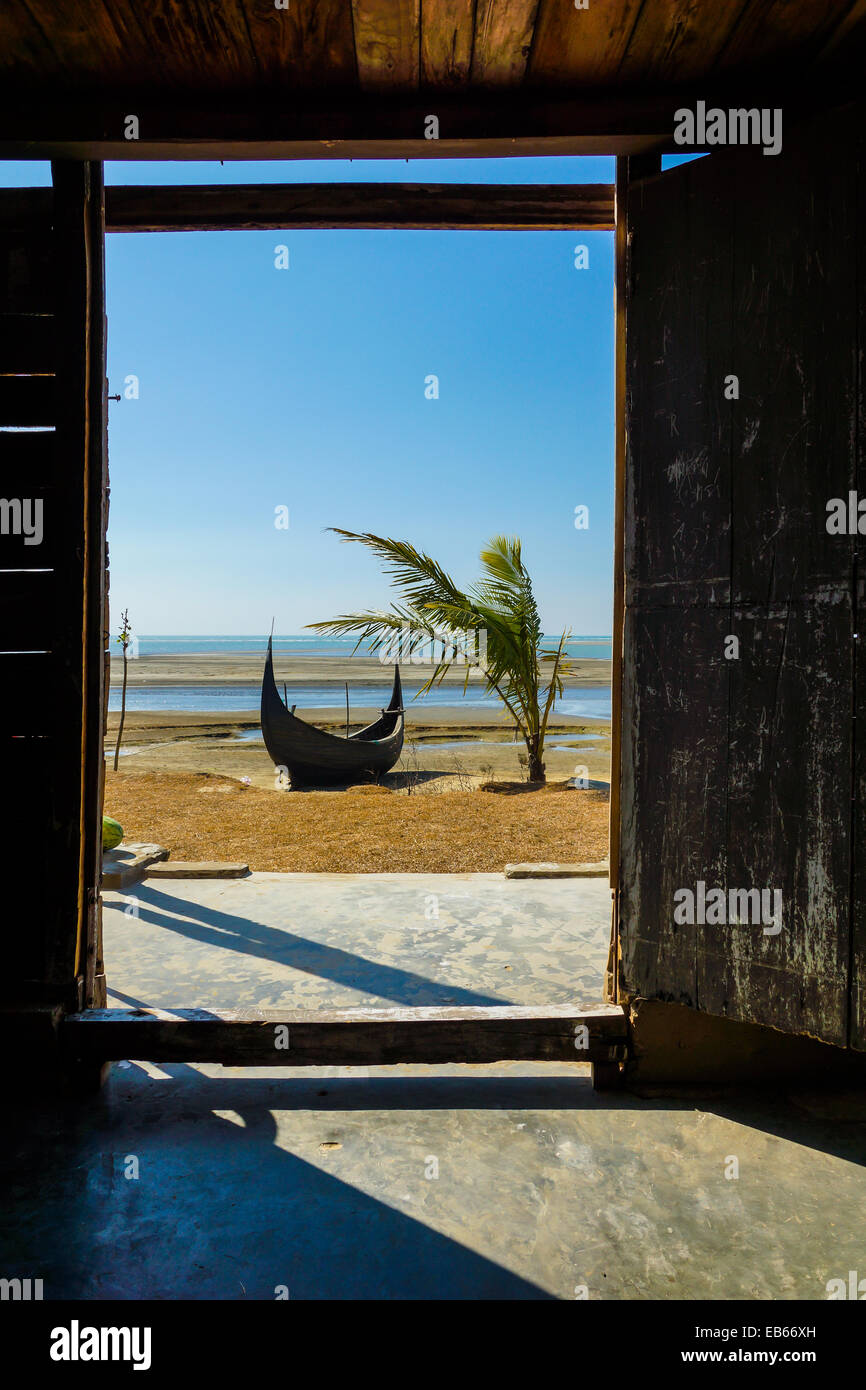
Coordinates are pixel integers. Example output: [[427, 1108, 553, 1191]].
[[102, 872, 613, 1010], [3, 1061, 865, 1299], [3, 875, 864, 1300]]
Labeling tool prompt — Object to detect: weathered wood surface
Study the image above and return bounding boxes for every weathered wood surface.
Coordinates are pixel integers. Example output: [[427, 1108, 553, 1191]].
[[0, 572, 55, 647], [855, 558, 865, 1048], [529, 0, 643, 85], [62, 1005, 629, 1065], [1, 0, 864, 160], [607, 157, 627, 1000], [616, 1, 746, 84], [0, 652, 53, 732], [81, 162, 107, 1010], [247, 1, 358, 91], [103, 183, 615, 232], [0, 312, 54, 373], [853, 122, 866, 1051], [0, 186, 51, 229], [420, 0, 474, 87], [619, 114, 861, 1047], [0, 425, 56, 486], [3, 0, 858, 98], [27, 160, 103, 1008], [0, 93, 680, 161], [351, 0, 420, 91], [0, 187, 58, 1001], [471, 0, 538, 88], [0, 374, 55, 425], [0, 229, 53, 312]]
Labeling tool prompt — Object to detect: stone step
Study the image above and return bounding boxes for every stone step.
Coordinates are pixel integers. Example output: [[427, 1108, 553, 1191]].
[[144, 861, 250, 880], [102, 843, 169, 891], [504, 861, 609, 879]]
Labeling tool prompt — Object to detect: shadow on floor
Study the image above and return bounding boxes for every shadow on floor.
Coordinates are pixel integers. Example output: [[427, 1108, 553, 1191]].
[[1, 1063, 552, 1300], [3, 1056, 865, 1298], [128, 884, 509, 1008]]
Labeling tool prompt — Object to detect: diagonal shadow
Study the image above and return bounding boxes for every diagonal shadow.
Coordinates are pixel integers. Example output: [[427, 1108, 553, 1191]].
[[0, 1063, 554, 1300], [114, 884, 509, 1007]]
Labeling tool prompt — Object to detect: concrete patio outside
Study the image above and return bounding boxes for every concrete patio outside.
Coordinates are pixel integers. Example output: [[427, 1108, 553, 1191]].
[[101, 872, 613, 1012]]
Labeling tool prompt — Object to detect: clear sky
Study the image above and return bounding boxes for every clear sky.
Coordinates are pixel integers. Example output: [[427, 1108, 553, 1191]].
[[3, 155, 619, 636]]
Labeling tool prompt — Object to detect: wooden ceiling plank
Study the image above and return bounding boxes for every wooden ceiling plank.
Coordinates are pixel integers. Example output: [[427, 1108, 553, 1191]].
[[1, 0, 64, 78], [420, 0, 475, 87], [19, 1, 155, 87], [240, 0, 357, 89], [528, 0, 643, 86], [3, 0, 865, 106], [146, 0, 261, 88], [618, 0, 749, 84], [472, 0, 539, 87], [816, 0, 866, 63], [714, 0, 856, 74], [13, 1, 261, 93], [351, 0, 420, 92]]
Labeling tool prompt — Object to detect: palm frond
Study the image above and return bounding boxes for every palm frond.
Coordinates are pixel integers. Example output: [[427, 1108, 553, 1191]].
[[308, 531, 574, 773]]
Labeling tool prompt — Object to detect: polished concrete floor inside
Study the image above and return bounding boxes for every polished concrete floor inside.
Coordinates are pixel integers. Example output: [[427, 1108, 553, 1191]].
[[4, 1059, 866, 1300], [3, 875, 864, 1300]]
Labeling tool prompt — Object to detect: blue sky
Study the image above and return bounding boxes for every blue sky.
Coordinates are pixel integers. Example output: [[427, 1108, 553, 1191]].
[[4, 155, 621, 635]]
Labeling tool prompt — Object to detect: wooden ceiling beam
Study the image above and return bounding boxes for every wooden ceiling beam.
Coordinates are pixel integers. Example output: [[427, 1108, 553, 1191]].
[[100, 182, 615, 232], [0, 89, 685, 159], [0, 71, 853, 159]]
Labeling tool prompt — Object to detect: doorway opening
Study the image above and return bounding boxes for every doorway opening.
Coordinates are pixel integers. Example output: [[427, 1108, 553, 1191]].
[[99, 158, 618, 1033]]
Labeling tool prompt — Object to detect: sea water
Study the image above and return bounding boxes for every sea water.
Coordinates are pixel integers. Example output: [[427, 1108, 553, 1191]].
[[108, 635, 612, 718], [125, 634, 613, 661], [108, 683, 612, 718]]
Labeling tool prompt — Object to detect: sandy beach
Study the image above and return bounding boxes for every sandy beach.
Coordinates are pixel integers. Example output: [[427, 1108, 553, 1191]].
[[111, 650, 612, 687], [107, 648, 612, 789], [105, 707, 611, 790], [105, 648, 612, 867]]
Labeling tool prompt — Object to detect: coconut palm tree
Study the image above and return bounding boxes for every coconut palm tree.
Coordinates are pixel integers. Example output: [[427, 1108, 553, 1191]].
[[308, 530, 572, 783]]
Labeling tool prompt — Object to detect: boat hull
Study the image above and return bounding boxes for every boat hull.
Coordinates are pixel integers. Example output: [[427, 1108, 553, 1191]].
[[260, 639, 404, 787]]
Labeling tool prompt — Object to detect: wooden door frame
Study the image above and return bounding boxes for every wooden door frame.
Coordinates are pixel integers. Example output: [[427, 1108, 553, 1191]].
[[607, 153, 662, 1004]]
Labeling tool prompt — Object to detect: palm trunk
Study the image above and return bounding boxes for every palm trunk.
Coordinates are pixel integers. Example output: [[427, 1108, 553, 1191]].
[[525, 733, 546, 784], [113, 645, 128, 771]]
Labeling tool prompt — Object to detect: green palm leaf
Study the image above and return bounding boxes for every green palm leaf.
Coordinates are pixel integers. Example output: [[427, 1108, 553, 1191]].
[[308, 530, 572, 781]]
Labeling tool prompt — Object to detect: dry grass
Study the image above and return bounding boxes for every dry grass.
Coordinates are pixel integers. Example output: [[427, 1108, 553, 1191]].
[[104, 770, 609, 873]]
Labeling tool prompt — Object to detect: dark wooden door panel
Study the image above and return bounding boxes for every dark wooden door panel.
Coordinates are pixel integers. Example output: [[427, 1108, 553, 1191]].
[[0, 164, 106, 1012], [621, 109, 861, 1046], [625, 156, 734, 613], [620, 604, 729, 1005], [703, 604, 852, 1044]]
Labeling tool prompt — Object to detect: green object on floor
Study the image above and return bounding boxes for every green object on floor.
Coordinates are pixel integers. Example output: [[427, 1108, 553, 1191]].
[[102, 815, 124, 850]]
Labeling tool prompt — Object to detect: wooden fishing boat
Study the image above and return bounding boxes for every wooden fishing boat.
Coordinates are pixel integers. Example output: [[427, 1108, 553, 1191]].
[[260, 636, 404, 786]]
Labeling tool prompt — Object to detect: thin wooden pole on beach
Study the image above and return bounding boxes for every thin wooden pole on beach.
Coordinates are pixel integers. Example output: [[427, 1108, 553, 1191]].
[[345, 682, 350, 739], [113, 610, 132, 771]]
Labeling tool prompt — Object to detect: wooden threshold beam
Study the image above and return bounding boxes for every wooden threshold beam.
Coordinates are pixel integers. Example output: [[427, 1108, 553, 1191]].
[[62, 1004, 629, 1065], [102, 183, 614, 232]]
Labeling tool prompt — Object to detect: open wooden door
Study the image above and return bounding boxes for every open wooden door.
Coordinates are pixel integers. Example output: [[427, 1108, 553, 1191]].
[[615, 107, 864, 1049], [0, 161, 107, 1014]]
